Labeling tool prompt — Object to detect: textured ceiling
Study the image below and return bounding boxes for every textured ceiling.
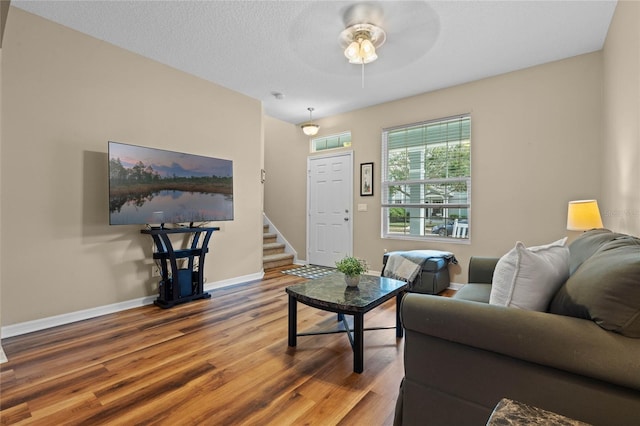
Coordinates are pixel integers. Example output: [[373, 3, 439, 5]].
[[12, 0, 617, 124]]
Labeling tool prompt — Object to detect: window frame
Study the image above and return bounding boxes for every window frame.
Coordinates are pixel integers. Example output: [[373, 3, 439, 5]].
[[310, 131, 352, 153], [381, 114, 471, 243]]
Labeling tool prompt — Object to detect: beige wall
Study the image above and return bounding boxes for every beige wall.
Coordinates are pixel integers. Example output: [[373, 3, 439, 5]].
[[1, 8, 264, 326], [263, 116, 308, 259], [0, 0, 10, 48], [265, 52, 603, 283], [1, 45, 4, 349], [3, 2, 635, 331], [602, 0, 640, 236]]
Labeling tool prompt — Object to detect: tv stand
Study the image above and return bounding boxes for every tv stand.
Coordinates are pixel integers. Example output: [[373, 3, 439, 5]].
[[141, 226, 219, 308]]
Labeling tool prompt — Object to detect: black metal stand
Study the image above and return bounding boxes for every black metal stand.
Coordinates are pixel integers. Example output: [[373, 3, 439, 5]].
[[141, 226, 219, 308]]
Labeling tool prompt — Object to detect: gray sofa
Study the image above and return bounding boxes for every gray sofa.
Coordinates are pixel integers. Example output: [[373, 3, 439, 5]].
[[394, 229, 640, 425]]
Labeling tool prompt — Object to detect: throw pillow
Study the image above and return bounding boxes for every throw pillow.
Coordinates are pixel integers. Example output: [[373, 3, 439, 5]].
[[549, 236, 640, 337], [489, 238, 569, 311]]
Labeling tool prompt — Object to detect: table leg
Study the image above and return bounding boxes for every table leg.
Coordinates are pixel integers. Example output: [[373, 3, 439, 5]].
[[288, 295, 297, 347], [354, 313, 364, 373], [396, 292, 404, 338]]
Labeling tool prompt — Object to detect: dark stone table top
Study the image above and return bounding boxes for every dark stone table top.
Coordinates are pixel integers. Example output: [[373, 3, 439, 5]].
[[486, 398, 591, 425], [286, 273, 407, 314]]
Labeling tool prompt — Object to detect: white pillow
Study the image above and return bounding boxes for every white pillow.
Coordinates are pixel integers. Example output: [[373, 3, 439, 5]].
[[489, 238, 570, 311]]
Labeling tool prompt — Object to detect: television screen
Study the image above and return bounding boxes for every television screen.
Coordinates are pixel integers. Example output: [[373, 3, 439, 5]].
[[108, 141, 233, 226]]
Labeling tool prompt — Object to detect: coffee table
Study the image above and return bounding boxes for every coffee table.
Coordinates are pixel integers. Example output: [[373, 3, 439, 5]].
[[286, 273, 408, 373]]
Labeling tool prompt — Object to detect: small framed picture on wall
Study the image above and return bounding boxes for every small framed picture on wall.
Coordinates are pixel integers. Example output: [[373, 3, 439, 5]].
[[360, 162, 374, 196]]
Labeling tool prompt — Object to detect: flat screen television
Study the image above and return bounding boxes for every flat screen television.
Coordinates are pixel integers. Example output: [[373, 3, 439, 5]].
[[108, 141, 233, 226]]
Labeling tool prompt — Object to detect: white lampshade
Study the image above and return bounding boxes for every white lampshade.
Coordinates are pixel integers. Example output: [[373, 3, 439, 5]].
[[344, 41, 361, 63], [359, 39, 377, 63], [567, 200, 603, 231]]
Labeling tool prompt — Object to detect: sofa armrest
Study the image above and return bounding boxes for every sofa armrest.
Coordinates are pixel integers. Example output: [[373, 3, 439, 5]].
[[468, 256, 499, 284], [401, 293, 640, 391]]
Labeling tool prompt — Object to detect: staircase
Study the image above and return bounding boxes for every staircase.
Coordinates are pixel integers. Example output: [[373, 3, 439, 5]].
[[263, 224, 294, 269]]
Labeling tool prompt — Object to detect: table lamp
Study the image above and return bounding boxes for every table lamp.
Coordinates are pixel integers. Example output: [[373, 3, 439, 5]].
[[567, 200, 603, 231]]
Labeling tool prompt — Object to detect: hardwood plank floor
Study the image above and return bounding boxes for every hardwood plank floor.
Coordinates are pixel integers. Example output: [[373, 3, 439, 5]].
[[1, 268, 414, 425]]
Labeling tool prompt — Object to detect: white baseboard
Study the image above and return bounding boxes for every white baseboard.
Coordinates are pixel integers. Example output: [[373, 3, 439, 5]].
[[449, 282, 465, 290], [371, 272, 463, 291], [1, 272, 457, 344], [375, 272, 463, 291], [0, 271, 264, 340]]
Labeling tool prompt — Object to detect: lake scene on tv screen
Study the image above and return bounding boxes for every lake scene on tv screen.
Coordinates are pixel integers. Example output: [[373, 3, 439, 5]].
[[109, 142, 233, 225]]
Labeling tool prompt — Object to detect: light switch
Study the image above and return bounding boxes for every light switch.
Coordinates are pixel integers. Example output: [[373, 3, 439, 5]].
[[357, 203, 368, 212]]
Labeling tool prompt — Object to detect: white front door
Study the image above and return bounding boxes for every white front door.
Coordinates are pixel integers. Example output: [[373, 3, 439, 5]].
[[307, 152, 353, 267]]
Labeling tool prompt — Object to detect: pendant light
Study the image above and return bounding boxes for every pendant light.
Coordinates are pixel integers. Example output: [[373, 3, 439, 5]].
[[301, 107, 320, 136]]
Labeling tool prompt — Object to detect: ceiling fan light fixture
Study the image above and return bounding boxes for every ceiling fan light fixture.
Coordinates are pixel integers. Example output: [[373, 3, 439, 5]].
[[340, 23, 386, 65], [301, 107, 320, 136]]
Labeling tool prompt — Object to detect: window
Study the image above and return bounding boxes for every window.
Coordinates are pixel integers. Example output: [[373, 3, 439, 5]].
[[311, 132, 351, 153], [382, 115, 471, 241]]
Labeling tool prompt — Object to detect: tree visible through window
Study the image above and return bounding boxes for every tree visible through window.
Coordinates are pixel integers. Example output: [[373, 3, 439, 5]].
[[382, 115, 471, 240]]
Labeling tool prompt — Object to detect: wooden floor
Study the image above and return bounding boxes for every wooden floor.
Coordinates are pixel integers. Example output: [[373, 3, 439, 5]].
[[0, 267, 422, 425]]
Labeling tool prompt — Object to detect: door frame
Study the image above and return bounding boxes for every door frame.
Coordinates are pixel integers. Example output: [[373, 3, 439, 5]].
[[306, 151, 354, 266]]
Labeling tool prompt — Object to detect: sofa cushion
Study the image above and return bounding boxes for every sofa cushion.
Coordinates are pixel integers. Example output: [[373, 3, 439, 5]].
[[453, 283, 492, 303], [567, 228, 625, 274], [489, 238, 569, 311], [550, 236, 640, 337]]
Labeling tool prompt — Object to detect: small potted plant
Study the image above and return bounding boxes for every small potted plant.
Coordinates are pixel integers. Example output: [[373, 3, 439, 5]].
[[335, 255, 368, 287]]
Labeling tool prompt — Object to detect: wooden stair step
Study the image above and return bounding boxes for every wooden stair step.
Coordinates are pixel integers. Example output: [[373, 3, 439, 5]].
[[263, 253, 294, 269], [263, 242, 285, 255], [262, 224, 292, 269]]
